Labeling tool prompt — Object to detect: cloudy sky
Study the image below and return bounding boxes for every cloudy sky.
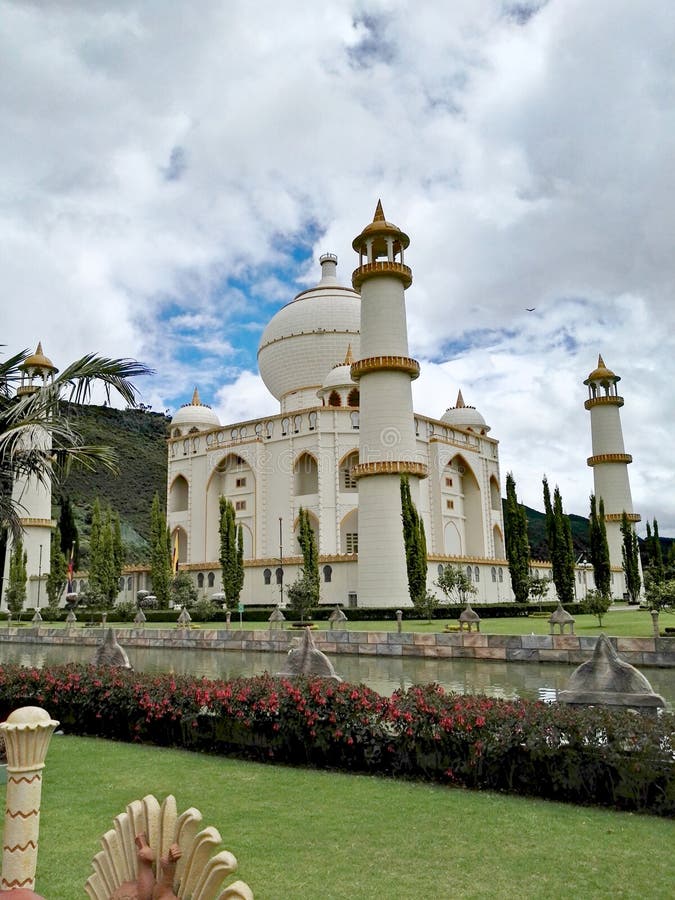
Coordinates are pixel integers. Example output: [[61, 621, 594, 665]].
[[3, 0, 674, 534]]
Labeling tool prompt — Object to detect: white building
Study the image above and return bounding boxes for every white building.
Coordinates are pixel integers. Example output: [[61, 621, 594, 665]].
[[167, 206, 508, 607]]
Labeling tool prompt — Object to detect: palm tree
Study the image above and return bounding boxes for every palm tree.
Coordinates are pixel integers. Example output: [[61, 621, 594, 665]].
[[0, 345, 151, 538]]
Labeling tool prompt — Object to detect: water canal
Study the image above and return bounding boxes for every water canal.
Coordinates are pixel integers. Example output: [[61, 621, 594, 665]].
[[0, 642, 673, 709]]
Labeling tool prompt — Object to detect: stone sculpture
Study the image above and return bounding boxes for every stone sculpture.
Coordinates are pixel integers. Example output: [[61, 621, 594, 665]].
[[176, 607, 191, 628], [91, 628, 132, 670], [458, 604, 480, 633], [549, 602, 575, 635], [268, 607, 285, 630], [327, 606, 347, 630], [278, 627, 342, 682], [85, 794, 253, 900], [558, 633, 665, 712]]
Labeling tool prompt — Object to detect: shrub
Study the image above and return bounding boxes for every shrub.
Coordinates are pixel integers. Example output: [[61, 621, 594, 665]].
[[0, 665, 671, 816]]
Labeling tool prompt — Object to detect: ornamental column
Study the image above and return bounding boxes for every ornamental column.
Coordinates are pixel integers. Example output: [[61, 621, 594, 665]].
[[584, 355, 640, 568], [0, 706, 59, 894], [350, 202, 427, 607]]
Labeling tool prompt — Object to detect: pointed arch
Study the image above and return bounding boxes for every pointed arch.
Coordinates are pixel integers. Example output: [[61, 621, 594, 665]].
[[171, 526, 188, 565], [169, 474, 189, 513], [493, 524, 505, 559], [294, 452, 318, 495], [328, 390, 341, 407], [490, 475, 501, 512], [205, 453, 255, 561], [347, 387, 360, 407], [340, 508, 359, 555], [443, 520, 462, 555], [339, 449, 359, 492], [445, 454, 484, 557]]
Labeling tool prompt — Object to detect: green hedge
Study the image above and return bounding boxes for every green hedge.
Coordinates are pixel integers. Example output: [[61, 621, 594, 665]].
[[0, 665, 672, 817]]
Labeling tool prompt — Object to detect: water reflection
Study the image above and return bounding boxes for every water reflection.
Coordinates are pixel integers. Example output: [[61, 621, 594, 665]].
[[0, 642, 672, 708]]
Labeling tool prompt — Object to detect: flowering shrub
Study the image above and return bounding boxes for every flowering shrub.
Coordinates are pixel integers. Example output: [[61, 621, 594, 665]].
[[0, 664, 672, 816]]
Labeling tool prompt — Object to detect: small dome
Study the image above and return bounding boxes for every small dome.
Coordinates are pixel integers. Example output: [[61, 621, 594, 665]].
[[20, 341, 58, 375], [171, 387, 220, 431], [584, 354, 620, 385], [440, 390, 490, 433], [317, 346, 357, 399]]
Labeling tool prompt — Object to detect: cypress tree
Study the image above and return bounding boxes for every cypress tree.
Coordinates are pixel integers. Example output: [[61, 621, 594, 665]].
[[504, 472, 530, 603], [89, 497, 103, 582], [219, 497, 244, 609], [150, 493, 172, 608], [652, 519, 665, 582], [543, 477, 575, 605], [621, 511, 641, 604], [6, 537, 27, 617], [58, 495, 79, 570], [400, 474, 427, 604], [46, 526, 68, 609], [296, 507, 319, 604], [589, 494, 611, 597]]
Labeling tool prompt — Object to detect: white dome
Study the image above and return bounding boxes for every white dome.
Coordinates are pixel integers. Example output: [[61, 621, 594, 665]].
[[321, 363, 356, 392], [257, 254, 360, 403], [440, 390, 490, 432], [171, 388, 220, 431]]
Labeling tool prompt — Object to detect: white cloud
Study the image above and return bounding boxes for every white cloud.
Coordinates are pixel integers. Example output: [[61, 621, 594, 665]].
[[2, 0, 674, 532]]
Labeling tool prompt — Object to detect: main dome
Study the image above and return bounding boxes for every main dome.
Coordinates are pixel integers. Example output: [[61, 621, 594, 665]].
[[257, 254, 361, 406]]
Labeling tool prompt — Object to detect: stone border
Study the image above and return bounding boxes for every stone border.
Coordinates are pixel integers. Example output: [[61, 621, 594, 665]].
[[0, 628, 673, 668]]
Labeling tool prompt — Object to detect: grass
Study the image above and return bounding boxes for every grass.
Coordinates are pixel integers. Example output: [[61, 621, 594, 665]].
[[20, 607, 672, 637], [24, 735, 675, 899]]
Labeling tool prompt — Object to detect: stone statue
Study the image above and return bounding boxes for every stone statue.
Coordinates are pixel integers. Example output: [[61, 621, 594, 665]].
[[91, 628, 132, 669], [278, 627, 342, 682]]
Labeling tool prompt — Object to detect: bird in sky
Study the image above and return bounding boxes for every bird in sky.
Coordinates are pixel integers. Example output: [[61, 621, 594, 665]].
[[525, 307, 536, 312]]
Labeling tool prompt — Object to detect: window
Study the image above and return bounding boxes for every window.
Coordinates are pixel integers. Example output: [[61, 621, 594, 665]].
[[281, 417, 289, 435], [235, 477, 247, 488], [293, 415, 301, 433], [235, 500, 246, 511], [474, 566, 480, 582], [347, 388, 360, 407], [343, 467, 357, 490], [323, 565, 332, 583], [328, 390, 341, 407], [263, 568, 271, 585], [265, 421, 273, 439], [118, 577, 124, 591], [197, 573, 204, 589], [308, 411, 317, 431], [445, 477, 453, 487], [350, 411, 359, 430], [276, 567, 284, 585], [207, 572, 215, 588], [255, 422, 263, 437], [347, 592, 358, 609], [127, 577, 132, 590], [491, 567, 496, 582], [231, 428, 238, 440], [498, 568, 503, 583], [239, 426, 247, 438], [346, 533, 358, 554], [466, 566, 472, 581], [437, 564, 444, 577], [446, 499, 454, 510]]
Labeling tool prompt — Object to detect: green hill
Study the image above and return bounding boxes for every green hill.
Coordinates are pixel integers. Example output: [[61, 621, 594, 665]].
[[58, 403, 169, 564]]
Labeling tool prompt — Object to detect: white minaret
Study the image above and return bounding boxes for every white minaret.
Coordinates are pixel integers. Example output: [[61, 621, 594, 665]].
[[584, 355, 640, 567], [350, 202, 427, 607], [2, 343, 58, 611]]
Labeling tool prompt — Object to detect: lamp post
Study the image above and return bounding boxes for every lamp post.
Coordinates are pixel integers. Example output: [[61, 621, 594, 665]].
[[278, 517, 283, 607], [36, 543, 43, 610]]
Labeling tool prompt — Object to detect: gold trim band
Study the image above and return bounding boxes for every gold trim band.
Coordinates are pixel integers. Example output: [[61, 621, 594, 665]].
[[352, 460, 428, 479], [587, 453, 632, 466], [352, 261, 412, 290], [604, 512, 641, 523], [350, 355, 420, 380], [584, 396, 624, 409], [17, 518, 55, 528]]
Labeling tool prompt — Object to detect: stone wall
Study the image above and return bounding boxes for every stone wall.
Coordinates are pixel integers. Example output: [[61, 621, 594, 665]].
[[0, 627, 673, 668]]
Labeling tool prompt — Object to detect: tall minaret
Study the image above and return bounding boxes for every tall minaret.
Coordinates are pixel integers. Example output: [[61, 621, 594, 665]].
[[2, 343, 58, 611], [350, 202, 427, 606], [584, 355, 640, 568]]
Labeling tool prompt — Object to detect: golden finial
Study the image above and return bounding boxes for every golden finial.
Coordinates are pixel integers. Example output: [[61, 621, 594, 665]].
[[373, 199, 385, 222], [344, 344, 354, 365], [191, 387, 201, 406], [456, 389, 465, 408], [597, 354, 606, 368]]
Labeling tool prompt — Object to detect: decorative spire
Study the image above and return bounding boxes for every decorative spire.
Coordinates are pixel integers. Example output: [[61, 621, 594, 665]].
[[597, 354, 606, 368], [35, 340, 44, 356], [373, 199, 385, 222], [191, 386, 202, 406], [456, 389, 465, 408], [344, 344, 354, 365]]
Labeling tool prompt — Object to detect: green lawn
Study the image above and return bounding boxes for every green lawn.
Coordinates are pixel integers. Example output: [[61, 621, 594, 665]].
[[25, 606, 672, 638], [25, 736, 675, 899]]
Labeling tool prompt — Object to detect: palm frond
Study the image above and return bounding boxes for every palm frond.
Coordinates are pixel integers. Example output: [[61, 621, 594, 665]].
[[56, 355, 152, 407]]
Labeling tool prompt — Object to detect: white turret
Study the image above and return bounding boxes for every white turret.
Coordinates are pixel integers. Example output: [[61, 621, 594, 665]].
[[584, 355, 640, 568], [2, 343, 58, 611], [350, 202, 426, 606]]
